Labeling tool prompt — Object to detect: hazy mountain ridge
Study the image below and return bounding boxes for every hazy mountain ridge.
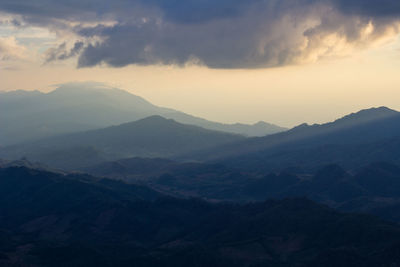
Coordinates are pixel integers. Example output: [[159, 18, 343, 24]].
[[0, 83, 286, 146], [163, 111, 286, 137], [1, 166, 400, 267], [185, 107, 400, 170], [0, 115, 244, 170]]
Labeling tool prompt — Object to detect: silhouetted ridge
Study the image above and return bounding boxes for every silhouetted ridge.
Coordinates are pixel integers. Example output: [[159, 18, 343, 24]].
[[332, 106, 398, 126], [0, 166, 162, 205], [1, 166, 400, 266], [288, 107, 399, 135]]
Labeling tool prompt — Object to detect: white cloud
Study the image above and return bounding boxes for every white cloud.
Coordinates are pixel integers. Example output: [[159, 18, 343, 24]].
[[0, 36, 26, 60]]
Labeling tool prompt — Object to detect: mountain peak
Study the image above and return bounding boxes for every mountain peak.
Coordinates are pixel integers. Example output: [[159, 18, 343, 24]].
[[138, 115, 171, 122], [350, 106, 397, 116], [335, 106, 398, 125], [131, 115, 178, 126], [47, 82, 155, 109], [291, 123, 309, 130], [52, 81, 114, 92], [254, 121, 270, 126]]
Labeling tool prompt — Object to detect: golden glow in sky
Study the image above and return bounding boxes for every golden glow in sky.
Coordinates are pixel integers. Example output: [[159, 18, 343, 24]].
[[1, 5, 400, 127]]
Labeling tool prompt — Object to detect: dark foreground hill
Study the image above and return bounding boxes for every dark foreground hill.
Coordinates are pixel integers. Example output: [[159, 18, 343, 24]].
[[85, 157, 400, 222], [0, 166, 400, 267], [0, 116, 244, 170]]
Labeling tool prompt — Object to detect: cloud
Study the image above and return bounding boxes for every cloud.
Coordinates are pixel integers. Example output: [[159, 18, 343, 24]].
[[0, 36, 26, 60], [333, 0, 400, 17], [0, 0, 399, 68], [45, 41, 84, 62]]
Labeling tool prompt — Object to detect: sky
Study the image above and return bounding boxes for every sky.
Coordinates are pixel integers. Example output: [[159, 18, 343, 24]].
[[0, 0, 400, 127]]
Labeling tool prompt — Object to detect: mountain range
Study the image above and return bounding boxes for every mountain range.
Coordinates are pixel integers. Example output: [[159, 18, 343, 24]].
[[2, 84, 400, 266], [0, 82, 285, 146], [186, 106, 400, 172]]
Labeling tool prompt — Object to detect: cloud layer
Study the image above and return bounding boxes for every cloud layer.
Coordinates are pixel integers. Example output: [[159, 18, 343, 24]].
[[1, 0, 400, 68]]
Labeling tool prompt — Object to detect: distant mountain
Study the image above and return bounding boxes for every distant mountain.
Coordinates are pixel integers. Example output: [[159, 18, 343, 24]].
[[0, 116, 244, 170], [0, 82, 285, 145], [331, 106, 399, 126], [1, 166, 400, 267], [186, 107, 400, 171], [165, 111, 286, 137]]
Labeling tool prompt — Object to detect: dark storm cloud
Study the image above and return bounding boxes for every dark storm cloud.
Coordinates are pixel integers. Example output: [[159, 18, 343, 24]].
[[333, 0, 400, 17], [0, 0, 399, 68], [0, 0, 261, 24], [1, 0, 400, 24], [45, 41, 84, 62]]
